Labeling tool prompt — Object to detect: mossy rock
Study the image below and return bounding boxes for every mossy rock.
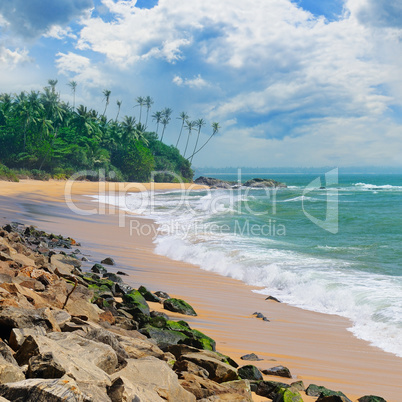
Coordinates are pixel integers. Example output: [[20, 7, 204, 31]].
[[166, 320, 190, 332], [163, 298, 197, 316], [273, 387, 303, 402], [238, 365, 263, 381], [190, 329, 216, 351], [140, 325, 189, 349], [123, 290, 150, 316], [149, 316, 167, 329], [307, 384, 349, 400], [357, 396, 387, 402], [91, 264, 107, 274], [138, 285, 162, 303]]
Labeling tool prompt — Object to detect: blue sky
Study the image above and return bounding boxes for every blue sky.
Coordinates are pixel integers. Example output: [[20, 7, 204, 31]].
[[1, 0, 402, 167]]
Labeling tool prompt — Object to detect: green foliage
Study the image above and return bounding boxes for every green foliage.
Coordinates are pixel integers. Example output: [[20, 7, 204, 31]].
[[0, 163, 19, 182], [0, 87, 196, 183]]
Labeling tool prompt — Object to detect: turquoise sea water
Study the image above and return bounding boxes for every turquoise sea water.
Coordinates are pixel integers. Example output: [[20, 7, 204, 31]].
[[93, 173, 402, 357]]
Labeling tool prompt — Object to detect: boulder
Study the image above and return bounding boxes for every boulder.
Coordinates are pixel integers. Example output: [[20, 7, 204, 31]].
[[50, 254, 81, 277], [107, 376, 165, 402], [290, 380, 305, 391], [307, 384, 351, 401], [0, 306, 60, 338], [0, 339, 17, 364], [141, 325, 188, 350], [238, 365, 263, 381], [262, 365, 292, 378], [84, 328, 128, 363], [240, 353, 262, 361], [181, 352, 238, 383], [122, 290, 150, 316], [180, 373, 252, 401], [9, 327, 47, 350], [14, 332, 116, 387], [175, 359, 209, 379], [155, 290, 170, 299], [163, 298, 197, 316], [194, 177, 233, 189], [102, 273, 123, 284], [26, 352, 66, 379], [138, 285, 161, 303], [0, 377, 92, 401], [357, 397, 387, 402], [273, 387, 304, 402], [101, 258, 115, 266], [91, 264, 107, 274], [111, 357, 195, 401], [317, 397, 353, 402], [256, 380, 290, 399], [118, 334, 165, 359], [0, 354, 25, 383]]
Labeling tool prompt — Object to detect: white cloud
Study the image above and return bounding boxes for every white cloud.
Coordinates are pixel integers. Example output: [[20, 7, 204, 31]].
[[55, 52, 106, 88], [173, 74, 209, 89], [0, 46, 32, 68], [44, 25, 77, 40]]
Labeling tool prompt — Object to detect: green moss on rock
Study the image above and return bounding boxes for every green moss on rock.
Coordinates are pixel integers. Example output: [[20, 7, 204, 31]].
[[163, 298, 197, 316]]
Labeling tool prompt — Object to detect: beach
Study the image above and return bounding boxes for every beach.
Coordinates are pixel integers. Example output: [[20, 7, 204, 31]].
[[0, 179, 401, 401]]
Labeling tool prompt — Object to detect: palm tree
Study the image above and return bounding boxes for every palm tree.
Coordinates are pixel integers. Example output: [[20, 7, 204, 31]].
[[102, 89, 111, 117], [190, 118, 206, 163], [160, 107, 173, 142], [121, 116, 137, 143], [135, 96, 145, 123], [48, 79, 58, 94], [67, 81, 77, 109], [183, 120, 195, 157], [188, 122, 220, 159], [176, 111, 189, 148], [152, 111, 163, 134], [144, 96, 154, 127], [115, 100, 122, 122]]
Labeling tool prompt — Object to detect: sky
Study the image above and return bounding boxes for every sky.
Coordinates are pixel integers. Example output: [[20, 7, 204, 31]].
[[0, 0, 402, 168]]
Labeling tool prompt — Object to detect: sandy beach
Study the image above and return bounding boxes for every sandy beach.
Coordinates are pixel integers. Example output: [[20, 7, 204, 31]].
[[0, 179, 401, 401]]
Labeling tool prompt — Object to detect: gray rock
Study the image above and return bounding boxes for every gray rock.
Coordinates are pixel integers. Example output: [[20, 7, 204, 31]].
[[117, 334, 165, 360], [0, 377, 92, 401], [110, 357, 195, 401], [243, 178, 286, 188], [357, 397, 387, 402], [262, 365, 292, 378], [9, 327, 47, 350], [256, 380, 289, 399], [240, 353, 262, 361], [51, 254, 81, 277], [101, 258, 115, 266], [181, 352, 238, 383], [238, 365, 263, 381], [0, 355, 25, 384], [0, 306, 60, 334], [27, 352, 66, 379]]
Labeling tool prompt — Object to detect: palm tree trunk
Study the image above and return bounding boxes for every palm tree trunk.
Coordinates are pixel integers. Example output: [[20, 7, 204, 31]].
[[190, 128, 201, 163], [160, 125, 166, 141], [184, 131, 191, 157], [176, 122, 184, 148]]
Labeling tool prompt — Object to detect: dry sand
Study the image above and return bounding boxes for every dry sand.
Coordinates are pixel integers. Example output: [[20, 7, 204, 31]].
[[1, 179, 401, 401]]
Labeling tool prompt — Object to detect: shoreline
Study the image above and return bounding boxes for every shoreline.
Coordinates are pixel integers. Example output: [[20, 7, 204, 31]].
[[1, 180, 401, 401]]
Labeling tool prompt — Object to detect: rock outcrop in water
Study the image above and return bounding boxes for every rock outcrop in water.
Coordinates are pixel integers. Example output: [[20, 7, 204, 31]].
[[243, 178, 287, 188], [194, 176, 287, 189]]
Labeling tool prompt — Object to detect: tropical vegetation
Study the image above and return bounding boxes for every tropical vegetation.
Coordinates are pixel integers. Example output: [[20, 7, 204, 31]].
[[0, 80, 219, 182]]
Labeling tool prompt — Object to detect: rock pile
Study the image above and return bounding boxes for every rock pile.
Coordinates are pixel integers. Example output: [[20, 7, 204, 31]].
[[0, 222, 388, 402]]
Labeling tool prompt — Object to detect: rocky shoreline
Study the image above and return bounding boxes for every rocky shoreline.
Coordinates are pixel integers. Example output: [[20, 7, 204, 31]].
[[194, 177, 287, 189], [0, 222, 387, 402]]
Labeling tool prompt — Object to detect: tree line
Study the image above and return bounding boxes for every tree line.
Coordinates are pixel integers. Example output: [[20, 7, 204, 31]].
[[0, 80, 220, 182]]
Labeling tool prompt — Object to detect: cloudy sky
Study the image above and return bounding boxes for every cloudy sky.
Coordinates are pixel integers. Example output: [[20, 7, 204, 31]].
[[1, 0, 401, 167]]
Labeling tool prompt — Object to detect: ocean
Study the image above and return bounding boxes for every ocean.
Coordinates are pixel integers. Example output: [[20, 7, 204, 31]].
[[91, 172, 402, 357]]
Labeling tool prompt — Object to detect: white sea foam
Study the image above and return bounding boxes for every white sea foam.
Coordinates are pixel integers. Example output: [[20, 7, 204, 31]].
[[89, 188, 402, 358]]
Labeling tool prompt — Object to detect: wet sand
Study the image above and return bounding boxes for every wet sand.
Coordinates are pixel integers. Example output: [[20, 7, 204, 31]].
[[0, 180, 401, 401]]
